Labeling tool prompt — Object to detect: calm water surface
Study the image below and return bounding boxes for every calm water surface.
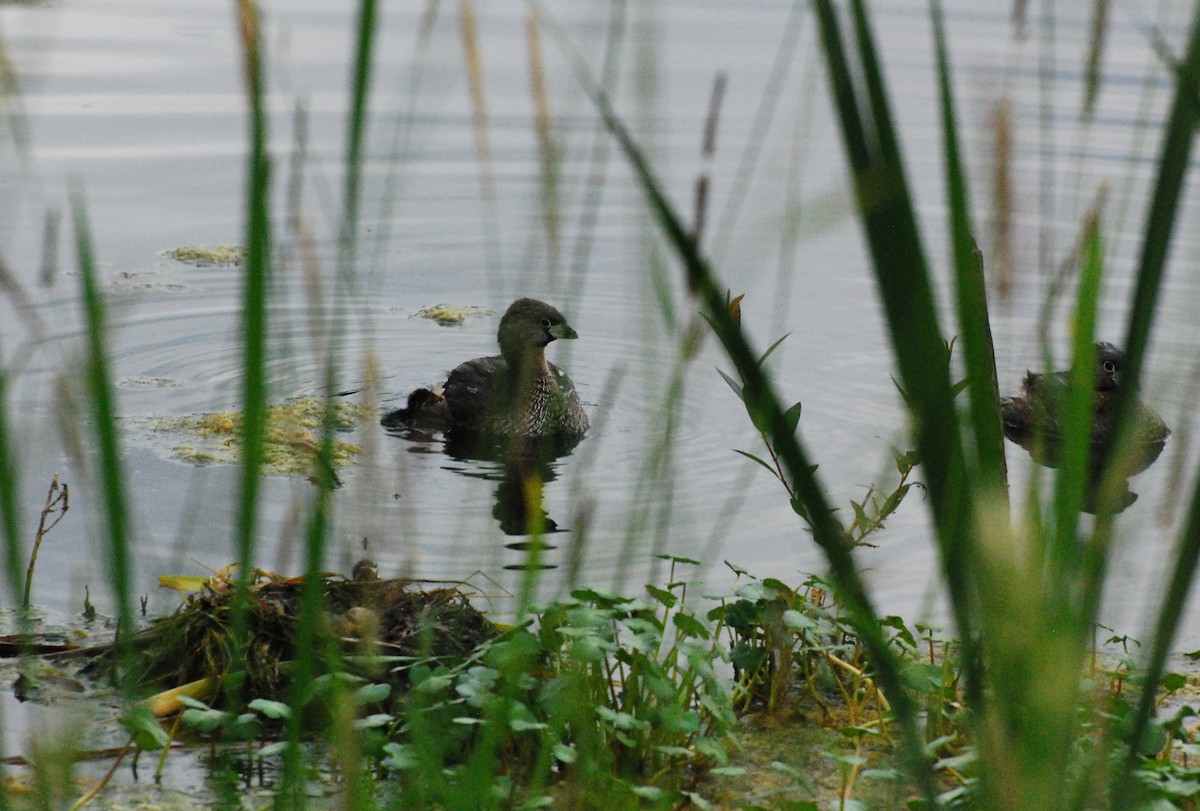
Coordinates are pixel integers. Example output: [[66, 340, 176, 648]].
[[1, 1, 1199, 674]]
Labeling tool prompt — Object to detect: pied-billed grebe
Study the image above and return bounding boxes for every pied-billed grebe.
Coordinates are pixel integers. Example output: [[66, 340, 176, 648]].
[[1000, 342, 1169, 475], [382, 298, 590, 440]]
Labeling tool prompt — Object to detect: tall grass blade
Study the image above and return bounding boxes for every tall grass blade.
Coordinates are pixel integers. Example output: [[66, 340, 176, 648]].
[[1106, 5, 1200, 803], [1052, 207, 1103, 571], [710, 0, 806, 266], [527, 6, 561, 267], [230, 0, 271, 754], [459, 0, 501, 283], [814, 0, 982, 711], [339, 0, 377, 275], [72, 189, 136, 695], [593, 88, 941, 807], [1083, 0, 1111, 119], [233, 0, 270, 573], [930, 0, 1007, 498]]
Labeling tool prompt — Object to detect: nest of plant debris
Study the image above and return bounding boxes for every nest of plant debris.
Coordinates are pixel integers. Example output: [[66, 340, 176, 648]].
[[90, 568, 498, 702]]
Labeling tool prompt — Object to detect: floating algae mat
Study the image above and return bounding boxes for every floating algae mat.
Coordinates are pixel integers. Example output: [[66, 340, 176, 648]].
[[412, 304, 493, 325], [164, 245, 247, 267], [91, 568, 497, 705], [146, 397, 370, 476]]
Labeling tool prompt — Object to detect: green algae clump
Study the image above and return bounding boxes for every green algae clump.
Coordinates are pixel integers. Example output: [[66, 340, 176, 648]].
[[166, 246, 247, 267], [155, 397, 369, 476], [413, 304, 493, 325]]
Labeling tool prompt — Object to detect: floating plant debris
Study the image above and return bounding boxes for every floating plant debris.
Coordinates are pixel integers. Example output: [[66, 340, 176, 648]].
[[165, 245, 247, 267], [413, 304, 493, 325], [87, 567, 497, 706], [144, 396, 369, 476]]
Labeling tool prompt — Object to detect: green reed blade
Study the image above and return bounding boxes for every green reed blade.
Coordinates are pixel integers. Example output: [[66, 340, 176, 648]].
[[817, 0, 982, 716], [234, 0, 270, 574], [1120, 32, 1200, 400], [229, 1, 271, 779], [1083, 0, 1112, 119], [339, 0, 377, 272], [72, 189, 136, 695], [593, 85, 941, 808], [1052, 213, 1103, 572], [1106, 4, 1200, 803], [931, 0, 1007, 497]]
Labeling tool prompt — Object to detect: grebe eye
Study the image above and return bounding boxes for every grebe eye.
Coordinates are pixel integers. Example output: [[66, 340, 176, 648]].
[[541, 318, 552, 329], [1103, 361, 1116, 373]]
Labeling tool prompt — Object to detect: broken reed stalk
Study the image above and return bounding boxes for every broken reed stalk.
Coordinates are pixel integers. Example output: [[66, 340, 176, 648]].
[[22, 475, 68, 609]]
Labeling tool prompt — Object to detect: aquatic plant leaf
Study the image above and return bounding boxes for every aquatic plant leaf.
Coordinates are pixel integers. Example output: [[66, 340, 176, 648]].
[[655, 745, 693, 758], [596, 705, 648, 732], [644, 584, 677, 608], [630, 785, 665, 800], [733, 449, 779, 479], [182, 705, 234, 734], [414, 672, 454, 695], [716, 367, 744, 402], [656, 704, 701, 735], [456, 666, 500, 707], [352, 682, 391, 707], [841, 725, 881, 739], [570, 586, 624, 605], [120, 706, 171, 750], [783, 401, 803, 435], [223, 713, 262, 741], [672, 612, 710, 640], [736, 582, 777, 602], [756, 332, 792, 367], [693, 735, 729, 765], [781, 609, 816, 631], [769, 760, 814, 790], [258, 741, 291, 759], [724, 561, 751, 577], [248, 698, 291, 719], [551, 743, 577, 763], [730, 643, 767, 672], [654, 553, 702, 565], [380, 742, 415, 771], [1162, 672, 1188, 692], [510, 718, 547, 733], [352, 713, 393, 730]]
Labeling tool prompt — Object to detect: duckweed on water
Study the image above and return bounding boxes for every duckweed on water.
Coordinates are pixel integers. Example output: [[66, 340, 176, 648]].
[[149, 397, 369, 475]]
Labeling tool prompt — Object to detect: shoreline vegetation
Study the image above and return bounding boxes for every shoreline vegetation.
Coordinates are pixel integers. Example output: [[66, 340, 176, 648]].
[[3, 1, 1200, 809]]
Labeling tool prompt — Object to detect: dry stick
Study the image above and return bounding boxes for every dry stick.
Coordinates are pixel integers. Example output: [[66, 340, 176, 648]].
[[66, 737, 135, 811], [22, 475, 69, 608]]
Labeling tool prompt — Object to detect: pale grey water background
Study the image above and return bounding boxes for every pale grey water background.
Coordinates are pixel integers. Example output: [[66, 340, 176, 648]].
[[0, 0, 1198, 705]]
